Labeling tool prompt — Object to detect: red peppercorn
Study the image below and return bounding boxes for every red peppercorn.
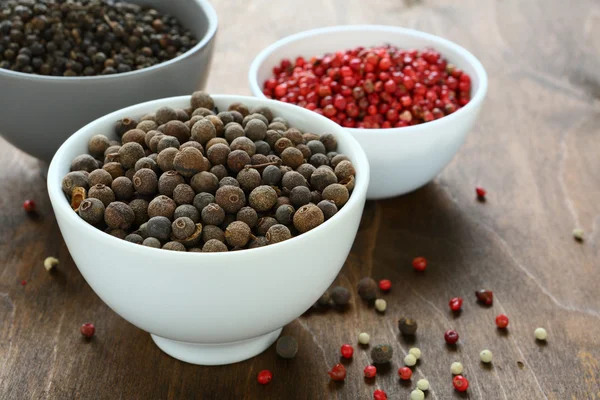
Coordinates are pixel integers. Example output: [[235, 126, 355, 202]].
[[453, 375, 469, 392], [257, 370, 273, 385], [412, 257, 427, 271], [398, 366, 412, 380], [475, 289, 493, 306], [364, 365, 377, 378], [80, 323, 95, 338], [341, 344, 354, 359], [23, 199, 36, 213], [475, 186, 486, 201], [444, 329, 459, 345], [328, 363, 347, 381], [449, 297, 463, 312], [373, 389, 388, 400], [20, 280, 27, 286], [379, 279, 392, 292], [496, 313, 509, 329]]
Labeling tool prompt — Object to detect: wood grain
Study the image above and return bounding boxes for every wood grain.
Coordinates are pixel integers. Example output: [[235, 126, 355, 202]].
[[1, 0, 599, 399]]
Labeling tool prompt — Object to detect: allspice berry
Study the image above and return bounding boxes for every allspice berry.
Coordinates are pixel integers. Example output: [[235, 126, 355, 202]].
[[129, 198, 149, 226], [201, 203, 226, 226], [357, 277, 378, 301], [115, 118, 138, 137], [230, 137, 256, 157], [155, 106, 178, 125], [162, 120, 191, 142], [331, 286, 351, 306], [202, 225, 225, 243], [317, 200, 338, 220], [122, 129, 146, 146], [172, 217, 196, 240], [118, 142, 145, 169], [157, 147, 180, 172], [227, 150, 251, 173], [282, 171, 308, 191], [133, 169, 158, 196], [163, 240, 187, 251], [307, 140, 326, 155], [88, 169, 113, 187], [236, 207, 259, 228], [215, 185, 246, 214], [249, 185, 277, 212], [172, 184, 195, 205], [191, 119, 216, 145], [244, 119, 267, 141], [293, 204, 324, 233], [296, 163, 316, 180], [224, 123, 245, 143], [173, 147, 206, 177], [331, 154, 350, 169], [334, 160, 356, 181], [62, 171, 90, 195], [275, 204, 295, 226], [158, 170, 185, 197], [276, 336, 298, 359], [248, 236, 269, 248], [143, 237, 162, 248], [256, 217, 278, 236], [103, 162, 125, 179], [191, 91, 214, 110], [147, 216, 172, 241], [203, 239, 228, 252], [398, 318, 418, 336], [322, 183, 349, 206], [193, 192, 215, 211], [283, 128, 304, 145], [266, 224, 291, 244], [310, 167, 338, 191], [78, 198, 105, 225], [125, 234, 144, 244], [174, 204, 200, 223], [320, 133, 337, 152], [236, 168, 262, 193], [148, 195, 177, 219], [190, 171, 219, 194], [71, 154, 98, 173], [88, 134, 110, 158], [225, 221, 252, 247], [205, 115, 224, 135], [104, 202, 135, 230], [310, 153, 329, 168], [290, 186, 311, 208], [88, 184, 115, 207], [207, 143, 230, 165], [228, 102, 249, 117], [281, 147, 304, 169], [112, 176, 134, 201], [262, 165, 282, 186], [157, 136, 180, 152]]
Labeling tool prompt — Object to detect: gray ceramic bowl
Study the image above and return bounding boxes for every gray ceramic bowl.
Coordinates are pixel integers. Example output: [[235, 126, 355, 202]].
[[0, 0, 217, 163]]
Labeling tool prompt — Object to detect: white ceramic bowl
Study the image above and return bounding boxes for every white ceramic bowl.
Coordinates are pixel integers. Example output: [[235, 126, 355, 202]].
[[249, 25, 488, 199], [0, 0, 217, 163], [47, 95, 369, 365]]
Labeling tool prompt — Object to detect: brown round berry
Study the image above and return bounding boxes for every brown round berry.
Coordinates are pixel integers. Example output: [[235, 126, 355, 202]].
[[244, 119, 267, 141], [172, 217, 196, 240], [307, 140, 326, 155], [210, 165, 228, 181], [143, 237, 161, 248], [237, 168, 262, 193], [88, 134, 110, 158], [225, 221, 252, 247], [282, 171, 308, 191], [249, 236, 269, 248], [317, 200, 338, 220], [62, 171, 90, 195], [296, 163, 316, 180], [262, 165, 282, 186], [158, 170, 185, 197], [103, 162, 125, 179], [296, 144, 312, 160], [162, 120, 191, 143], [118, 142, 145, 169], [156, 147, 179, 172], [275, 204, 295, 226], [215, 185, 246, 214], [224, 123, 244, 143], [266, 224, 292, 244], [274, 137, 293, 154], [227, 150, 251, 173], [191, 91, 214, 110], [88, 184, 115, 207], [148, 195, 177, 220], [132, 169, 158, 196], [290, 186, 311, 207], [331, 154, 350, 169], [256, 216, 278, 236], [207, 143, 230, 165], [173, 147, 206, 177], [115, 117, 137, 137], [357, 277, 378, 301], [111, 176, 134, 201], [293, 204, 324, 233], [310, 168, 338, 192], [203, 239, 228, 252], [230, 137, 256, 157], [205, 115, 224, 136], [283, 128, 303, 145], [172, 184, 195, 205], [125, 234, 144, 244], [129, 199, 149, 226], [202, 225, 225, 243], [310, 153, 329, 168], [180, 141, 204, 154], [104, 201, 135, 230], [78, 198, 105, 225], [148, 133, 165, 153], [249, 185, 277, 212], [192, 108, 214, 117], [206, 137, 229, 150], [71, 154, 98, 172], [202, 203, 226, 226], [137, 120, 158, 132], [236, 206, 258, 228], [281, 147, 304, 169], [334, 160, 355, 181], [147, 216, 172, 241], [189, 171, 218, 194], [88, 168, 113, 187], [228, 102, 249, 117], [174, 204, 200, 223], [303, 132, 320, 142], [157, 135, 180, 152], [320, 133, 337, 152], [122, 129, 146, 147], [220, 176, 240, 188], [322, 183, 349, 206], [163, 241, 186, 251], [191, 118, 217, 145], [155, 106, 178, 125]]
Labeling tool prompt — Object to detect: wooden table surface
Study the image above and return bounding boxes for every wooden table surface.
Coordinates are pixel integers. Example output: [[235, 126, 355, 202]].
[[1, 0, 599, 399]]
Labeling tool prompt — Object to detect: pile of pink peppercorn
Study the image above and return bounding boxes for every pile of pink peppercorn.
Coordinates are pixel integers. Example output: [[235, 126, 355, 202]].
[[262, 45, 472, 129]]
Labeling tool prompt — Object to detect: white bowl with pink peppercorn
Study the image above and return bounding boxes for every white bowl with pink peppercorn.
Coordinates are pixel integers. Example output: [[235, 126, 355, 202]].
[[47, 94, 369, 366], [249, 25, 488, 199]]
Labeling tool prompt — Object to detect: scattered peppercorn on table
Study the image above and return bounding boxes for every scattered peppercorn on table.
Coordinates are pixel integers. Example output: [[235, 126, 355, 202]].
[[1, 0, 599, 399]]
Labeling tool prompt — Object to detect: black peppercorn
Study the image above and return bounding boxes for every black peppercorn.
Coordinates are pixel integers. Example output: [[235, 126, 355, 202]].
[[371, 344, 393, 364]]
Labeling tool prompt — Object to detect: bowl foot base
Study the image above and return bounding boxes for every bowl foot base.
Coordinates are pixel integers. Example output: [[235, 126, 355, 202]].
[[151, 328, 283, 365]]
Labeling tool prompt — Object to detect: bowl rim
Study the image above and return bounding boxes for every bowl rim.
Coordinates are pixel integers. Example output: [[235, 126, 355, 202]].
[[248, 24, 488, 136], [0, 0, 218, 82], [47, 94, 369, 259]]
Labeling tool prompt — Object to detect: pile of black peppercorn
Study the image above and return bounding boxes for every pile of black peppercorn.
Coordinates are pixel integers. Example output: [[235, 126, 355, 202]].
[[0, 0, 197, 76], [63, 91, 357, 252]]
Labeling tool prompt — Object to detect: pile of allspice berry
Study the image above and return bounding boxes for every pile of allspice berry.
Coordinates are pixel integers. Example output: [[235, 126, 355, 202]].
[[0, 0, 197, 76], [62, 91, 357, 252]]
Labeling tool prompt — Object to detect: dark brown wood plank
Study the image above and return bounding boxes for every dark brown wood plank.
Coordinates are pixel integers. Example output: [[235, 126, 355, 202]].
[[1, 0, 600, 399]]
